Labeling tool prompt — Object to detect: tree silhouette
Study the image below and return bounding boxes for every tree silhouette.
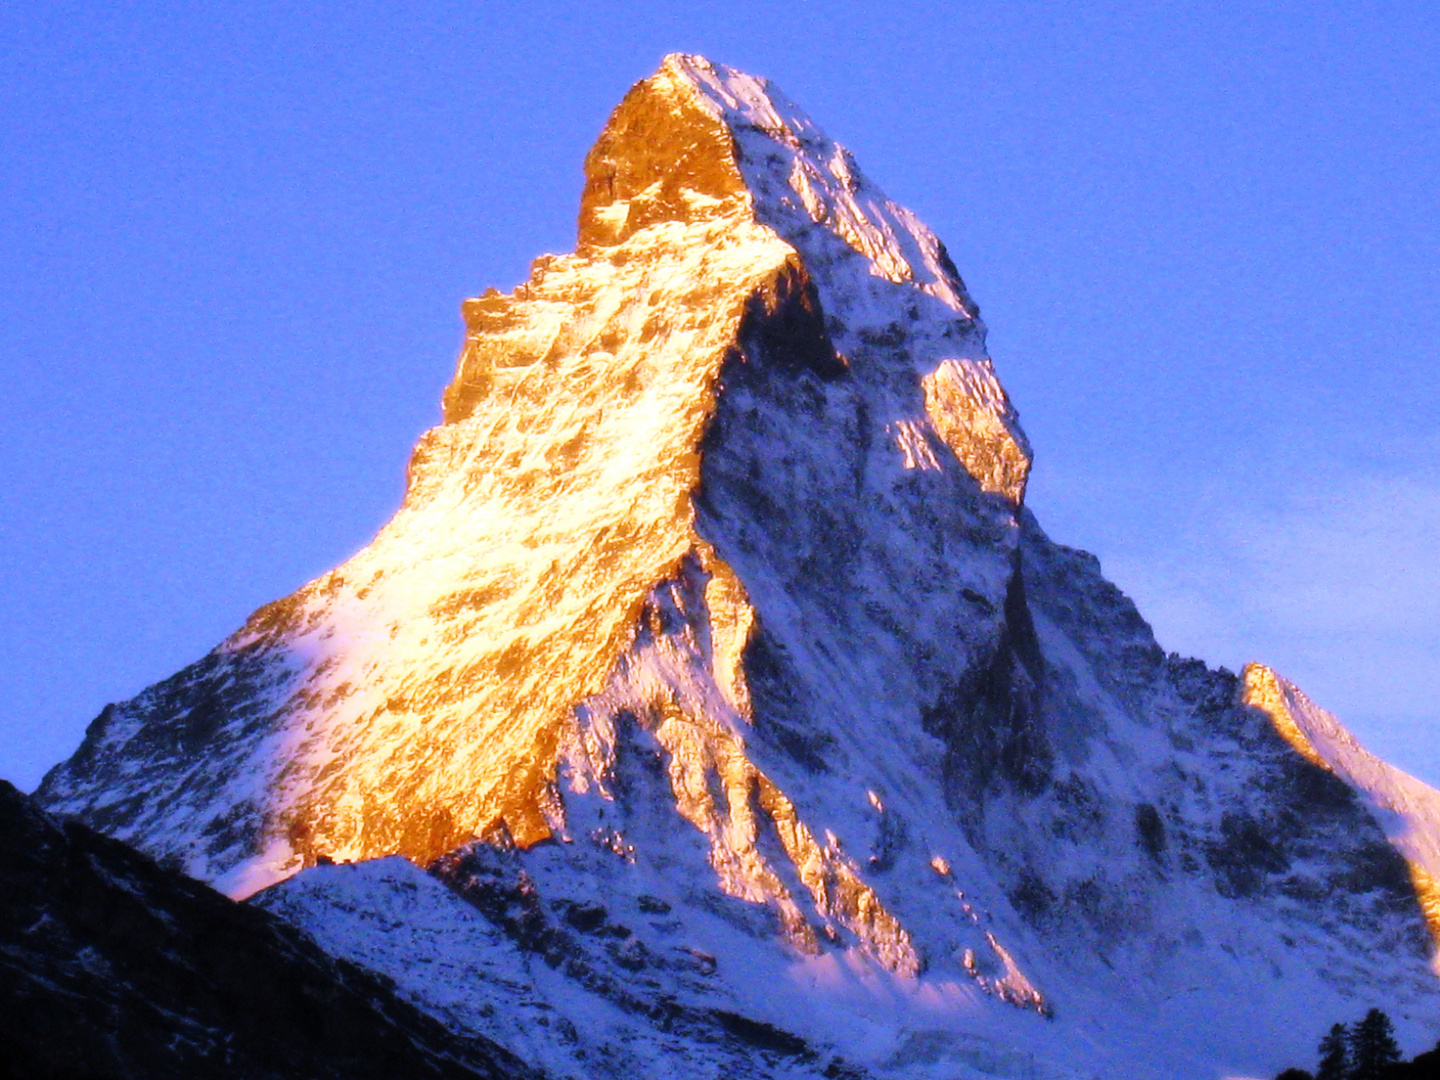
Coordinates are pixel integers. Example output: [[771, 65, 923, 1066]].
[[1349, 1008, 1401, 1080], [1317, 1022, 1350, 1080]]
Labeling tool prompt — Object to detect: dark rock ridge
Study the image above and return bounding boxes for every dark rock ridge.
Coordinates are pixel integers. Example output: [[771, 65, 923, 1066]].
[[0, 780, 536, 1080]]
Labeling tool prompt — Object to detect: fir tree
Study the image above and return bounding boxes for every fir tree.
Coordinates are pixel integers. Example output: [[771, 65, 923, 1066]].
[[1349, 1008, 1401, 1080], [1317, 1023, 1350, 1080]]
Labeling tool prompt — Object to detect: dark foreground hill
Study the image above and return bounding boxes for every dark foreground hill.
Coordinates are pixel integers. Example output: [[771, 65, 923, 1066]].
[[0, 780, 536, 1080]]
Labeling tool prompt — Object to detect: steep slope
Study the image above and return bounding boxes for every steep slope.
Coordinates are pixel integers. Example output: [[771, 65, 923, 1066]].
[[256, 856, 883, 1080], [38, 55, 1030, 959], [0, 781, 534, 1080], [37, 54, 1440, 1079], [1244, 663, 1440, 939]]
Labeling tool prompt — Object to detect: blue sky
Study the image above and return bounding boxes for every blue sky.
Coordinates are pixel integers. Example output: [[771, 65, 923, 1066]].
[[2, 2, 1436, 790]]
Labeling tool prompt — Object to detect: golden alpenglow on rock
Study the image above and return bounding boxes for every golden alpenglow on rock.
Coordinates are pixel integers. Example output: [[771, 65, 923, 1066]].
[[40, 56, 1025, 958], [39, 56, 1440, 1079]]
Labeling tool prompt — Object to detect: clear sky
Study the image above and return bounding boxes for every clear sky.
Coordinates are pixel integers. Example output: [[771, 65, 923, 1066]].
[[2, 2, 1436, 792]]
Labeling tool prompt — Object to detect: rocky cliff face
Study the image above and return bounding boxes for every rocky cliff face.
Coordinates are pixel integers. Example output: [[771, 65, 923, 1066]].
[[36, 55, 1440, 1079]]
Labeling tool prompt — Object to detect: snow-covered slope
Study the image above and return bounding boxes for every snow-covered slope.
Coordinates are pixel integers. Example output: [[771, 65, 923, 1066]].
[[1244, 663, 1440, 941], [38, 55, 1440, 1079]]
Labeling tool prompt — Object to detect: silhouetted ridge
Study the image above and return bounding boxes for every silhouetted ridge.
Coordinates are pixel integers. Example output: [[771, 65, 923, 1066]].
[[0, 781, 535, 1080]]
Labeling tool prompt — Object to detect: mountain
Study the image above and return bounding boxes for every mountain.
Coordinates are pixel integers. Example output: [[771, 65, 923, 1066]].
[[34, 54, 1440, 1079], [0, 780, 534, 1080]]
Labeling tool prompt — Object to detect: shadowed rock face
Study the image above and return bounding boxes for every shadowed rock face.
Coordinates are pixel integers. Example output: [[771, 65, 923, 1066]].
[[0, 781, 534, 1080]]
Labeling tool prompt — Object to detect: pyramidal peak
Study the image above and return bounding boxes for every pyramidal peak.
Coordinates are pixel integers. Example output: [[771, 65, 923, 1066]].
[[577, 56, 984, 313], [41, 52, 1032, 903], [36, 56, 1440, 1079]]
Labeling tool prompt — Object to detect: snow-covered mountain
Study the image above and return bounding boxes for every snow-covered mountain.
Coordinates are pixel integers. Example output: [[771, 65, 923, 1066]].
[[37, 55, 1440, 1079]]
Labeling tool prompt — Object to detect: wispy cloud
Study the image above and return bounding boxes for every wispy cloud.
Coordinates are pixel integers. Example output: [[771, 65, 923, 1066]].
[[1236, 471, 1440, 634], [1100, 453, 1440, 786]]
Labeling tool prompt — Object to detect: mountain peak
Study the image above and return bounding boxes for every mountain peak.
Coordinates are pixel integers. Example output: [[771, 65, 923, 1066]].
[[42, 56, 1033, 902], [576, 56, 747, 248], [581, 54, 982, 317], [34, 57, 1440, 1079]]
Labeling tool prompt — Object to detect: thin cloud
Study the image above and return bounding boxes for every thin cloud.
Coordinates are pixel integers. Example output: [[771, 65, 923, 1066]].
[[1101, 457, 1440, 786]]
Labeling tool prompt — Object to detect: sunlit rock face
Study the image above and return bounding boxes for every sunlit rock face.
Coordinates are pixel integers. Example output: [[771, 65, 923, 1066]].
[[39, 55, 1440, 1079], [39, 53, 1027, 928]]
